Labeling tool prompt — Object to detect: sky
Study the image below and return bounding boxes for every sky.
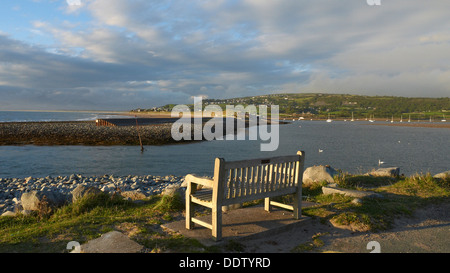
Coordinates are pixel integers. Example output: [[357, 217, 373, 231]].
[[0, 0, 449, 111]]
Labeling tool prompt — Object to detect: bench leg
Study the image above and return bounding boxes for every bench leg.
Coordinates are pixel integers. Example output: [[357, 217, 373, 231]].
[[212, 207, 222, 241], [293, 190, 302, 219], [186, 194, 194, 230], [264, 197, 271, 212]]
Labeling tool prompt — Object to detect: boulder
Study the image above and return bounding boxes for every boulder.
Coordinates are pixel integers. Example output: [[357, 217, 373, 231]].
[[1, 211, 16, 217], [367, 167, 400, 177], [302, 165, 339, 186], [322, 185, 383, 199], [71, 185, 102, 203], [121, 190, 147, 201], [21, 190, 67, 211], [78, 231, 144, 253], [163, 184, 186, 201], [433, 171, 450, 179]]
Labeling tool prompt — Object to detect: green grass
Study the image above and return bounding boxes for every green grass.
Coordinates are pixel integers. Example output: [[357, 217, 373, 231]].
[[0, 192, 203, 253], [1, 173, 449, 253], [301, 173, 450, 232]]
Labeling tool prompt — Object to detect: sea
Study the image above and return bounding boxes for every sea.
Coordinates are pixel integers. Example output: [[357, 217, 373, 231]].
[[0, 111, 449, 178]]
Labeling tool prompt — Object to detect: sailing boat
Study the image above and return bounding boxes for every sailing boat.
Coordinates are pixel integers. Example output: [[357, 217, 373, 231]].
[[408, 114, 411, 122], [400, 115, 403, 122], [369, 114, 374, 122], [326, 113, 332, 122], [442, 115, 447, 122], [351, 112, 354, 122], [391, 115, 394, 123]]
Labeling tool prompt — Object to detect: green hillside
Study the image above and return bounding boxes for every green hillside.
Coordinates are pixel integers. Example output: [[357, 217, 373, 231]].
[[134, 93, 450, 120]]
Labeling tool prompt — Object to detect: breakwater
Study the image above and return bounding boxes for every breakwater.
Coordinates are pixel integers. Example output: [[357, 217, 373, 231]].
[[0, 117, 275, 146], [0, 121, 183, 146]]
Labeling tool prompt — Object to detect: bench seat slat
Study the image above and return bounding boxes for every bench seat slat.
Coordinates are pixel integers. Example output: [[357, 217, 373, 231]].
[[222, 187, 298, 206]]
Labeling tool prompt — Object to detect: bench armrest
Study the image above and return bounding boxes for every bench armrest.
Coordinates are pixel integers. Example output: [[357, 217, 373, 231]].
[[185, 174, 214, 188]]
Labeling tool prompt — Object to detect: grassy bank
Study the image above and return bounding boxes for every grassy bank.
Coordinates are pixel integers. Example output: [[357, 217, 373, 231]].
[[0, 173, 448, 253], [302, 173, 450, 232]]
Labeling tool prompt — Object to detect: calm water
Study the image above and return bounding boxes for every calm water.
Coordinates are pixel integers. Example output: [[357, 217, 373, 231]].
[[0, 113, 448, 178]]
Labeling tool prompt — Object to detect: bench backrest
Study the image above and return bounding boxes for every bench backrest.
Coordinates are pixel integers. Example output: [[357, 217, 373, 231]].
[[213, 151, 305, 205]]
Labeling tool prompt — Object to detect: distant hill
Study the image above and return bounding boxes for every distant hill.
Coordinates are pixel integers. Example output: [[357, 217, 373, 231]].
[[132, 93, 450, 120]]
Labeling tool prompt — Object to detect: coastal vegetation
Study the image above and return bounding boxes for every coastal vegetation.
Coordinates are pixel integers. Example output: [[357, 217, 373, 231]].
[[1, 172, 448, 253], [133, 93, 450, 120]]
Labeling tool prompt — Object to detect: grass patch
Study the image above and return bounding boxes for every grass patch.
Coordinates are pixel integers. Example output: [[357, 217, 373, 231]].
[[291, 233, 328, 253], [333, 173, 397, 189], [0, 192, 205, 253], [301, 173, 450, 232]]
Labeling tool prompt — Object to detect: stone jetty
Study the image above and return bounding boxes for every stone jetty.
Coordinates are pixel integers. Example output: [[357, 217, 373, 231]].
[[0, 174, 186, 216], [0, 121, 180, 145], [0, 117, 284, 146]]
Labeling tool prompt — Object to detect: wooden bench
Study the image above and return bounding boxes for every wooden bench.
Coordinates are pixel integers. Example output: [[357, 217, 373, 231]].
[[185, 151, 305, 241]]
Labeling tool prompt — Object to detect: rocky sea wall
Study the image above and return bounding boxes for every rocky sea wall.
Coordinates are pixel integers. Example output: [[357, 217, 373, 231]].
[[0, 121, 180, 145]]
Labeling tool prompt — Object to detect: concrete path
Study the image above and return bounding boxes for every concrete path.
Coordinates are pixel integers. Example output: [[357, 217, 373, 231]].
[[162, 202, 316, 246]]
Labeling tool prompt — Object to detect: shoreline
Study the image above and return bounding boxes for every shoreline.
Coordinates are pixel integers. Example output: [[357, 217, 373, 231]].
[[0, 174, 185, 216], [365, 122, 450, 129]]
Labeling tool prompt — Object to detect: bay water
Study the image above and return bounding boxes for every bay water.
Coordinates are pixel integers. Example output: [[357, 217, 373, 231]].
[[0, 111, 448, 178]]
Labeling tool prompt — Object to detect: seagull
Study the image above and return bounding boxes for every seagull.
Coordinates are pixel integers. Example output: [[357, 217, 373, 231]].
[[378, 159, 385, 166]]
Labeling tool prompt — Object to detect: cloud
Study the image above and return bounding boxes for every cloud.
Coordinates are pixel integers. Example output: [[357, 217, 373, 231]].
[[1, 0, 449, 110]]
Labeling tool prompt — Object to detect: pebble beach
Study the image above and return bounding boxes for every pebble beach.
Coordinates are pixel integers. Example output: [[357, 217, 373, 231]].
[[0, 173, 186, 216]]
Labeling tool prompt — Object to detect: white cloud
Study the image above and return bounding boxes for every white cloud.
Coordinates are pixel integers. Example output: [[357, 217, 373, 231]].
[[1, 0, 449, 110]]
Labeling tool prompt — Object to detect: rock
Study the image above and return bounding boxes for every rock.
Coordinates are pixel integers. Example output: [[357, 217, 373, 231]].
[[322, 186, 383, 199], [162, 184, 186, 204], [21, 210, 33, 216], [78, 231, 144, 253], [162, 184, 186, 197], [1, 211, 16, 217], [69, 174, 79, 181], [24, 176, 35, 184], [121, 190, 147, 201], [433, 171, 450, 179], [367, 167, 400, 177], [21, 190, 67, 211], [72, 185, 102, 203], [302, 165, 339, 186]]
